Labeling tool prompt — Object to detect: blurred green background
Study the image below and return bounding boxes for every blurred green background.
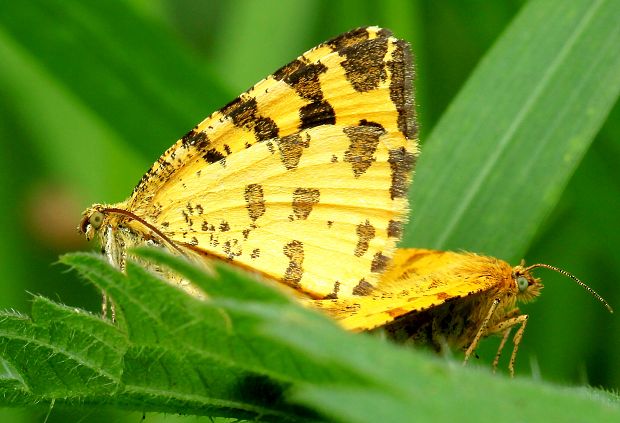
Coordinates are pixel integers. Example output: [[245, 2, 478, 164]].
[[0, 1, 618, 421]]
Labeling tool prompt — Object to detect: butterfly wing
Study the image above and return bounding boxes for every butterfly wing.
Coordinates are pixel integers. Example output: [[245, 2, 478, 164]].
[[312, 249, 512, 330], [124, 27, 418, 298]]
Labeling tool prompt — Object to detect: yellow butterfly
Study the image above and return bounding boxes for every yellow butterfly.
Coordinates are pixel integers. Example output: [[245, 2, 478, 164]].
[[79, 27, 611, 375]]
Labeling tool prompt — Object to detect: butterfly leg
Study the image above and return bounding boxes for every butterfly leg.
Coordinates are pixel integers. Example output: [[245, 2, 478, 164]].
[[492, 327, 512, 373], [463, 298, 499, 366], [101, 225, 122, 322], [486, 313, 529, 377], [490, 308, 522, 372], [508, 315, 528, 377]]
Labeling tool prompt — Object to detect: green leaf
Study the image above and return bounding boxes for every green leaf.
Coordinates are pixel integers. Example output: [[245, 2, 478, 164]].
[[0, 307, 121, 397], [405, 0, 620, 261], [1, 251, 619, 421], [131, 247, 295, 305]]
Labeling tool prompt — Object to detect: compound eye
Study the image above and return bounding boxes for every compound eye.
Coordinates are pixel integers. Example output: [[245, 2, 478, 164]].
[[89, 211, 104, 229], [517, 275, 529, 292]]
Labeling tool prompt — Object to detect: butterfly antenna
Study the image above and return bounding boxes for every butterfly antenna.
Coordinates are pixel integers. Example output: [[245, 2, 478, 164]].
[[525, 263, 613, 313]]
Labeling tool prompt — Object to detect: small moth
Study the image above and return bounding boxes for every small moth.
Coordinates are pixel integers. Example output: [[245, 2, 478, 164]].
[[77, 26, 611, 376], [311, 248, 613, 375]]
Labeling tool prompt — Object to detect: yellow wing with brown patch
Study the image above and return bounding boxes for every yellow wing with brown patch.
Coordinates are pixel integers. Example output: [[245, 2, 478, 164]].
[[311, 249, 512, 329], [119, 27, 417, 299]]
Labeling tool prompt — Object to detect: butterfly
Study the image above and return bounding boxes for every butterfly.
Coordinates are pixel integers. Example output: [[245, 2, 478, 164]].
[[78, 27, 611, 375]]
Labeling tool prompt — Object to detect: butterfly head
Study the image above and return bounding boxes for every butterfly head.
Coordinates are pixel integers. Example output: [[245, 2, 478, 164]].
[[79, 204, 186, 258], [511, 262, 543, 303], [513, 261, 613, 313], [78, 204, 109, 242]]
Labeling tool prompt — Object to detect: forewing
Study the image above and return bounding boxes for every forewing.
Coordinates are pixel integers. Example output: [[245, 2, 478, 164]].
[[126, 27, 418, 298]]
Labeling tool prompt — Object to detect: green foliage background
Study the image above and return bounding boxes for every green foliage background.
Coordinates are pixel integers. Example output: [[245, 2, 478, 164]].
[[0, 1, 618, 421]]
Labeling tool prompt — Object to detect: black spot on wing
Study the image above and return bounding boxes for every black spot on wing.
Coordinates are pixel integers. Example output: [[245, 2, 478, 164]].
[[272, 54, 335, 131], [299, 101, 335, 130], [371, 252, 390, 273], [352, 278, 374, 296], [323, 281, 341, 299], [338, 37, 389, 92], [275, 133, 310, 170], [325, 27, 373, 51], [203, 149, 225, 163], [244, 184, 266, 222], [354, 220, 375, 257], [181, 130, 210, 149], [388, 147, 416, 199], [343, 123, 386, 177], [387, 40, 417, 139], [221, 96, 279, 141], [283, 240, 304, 288], [274, 61, 328, 102], [292, 188, 320, 220], [387, 220, 403, 239]]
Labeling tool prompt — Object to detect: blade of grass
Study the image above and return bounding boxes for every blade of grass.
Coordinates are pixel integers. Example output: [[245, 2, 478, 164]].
[[405, 0, 620, 261]]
